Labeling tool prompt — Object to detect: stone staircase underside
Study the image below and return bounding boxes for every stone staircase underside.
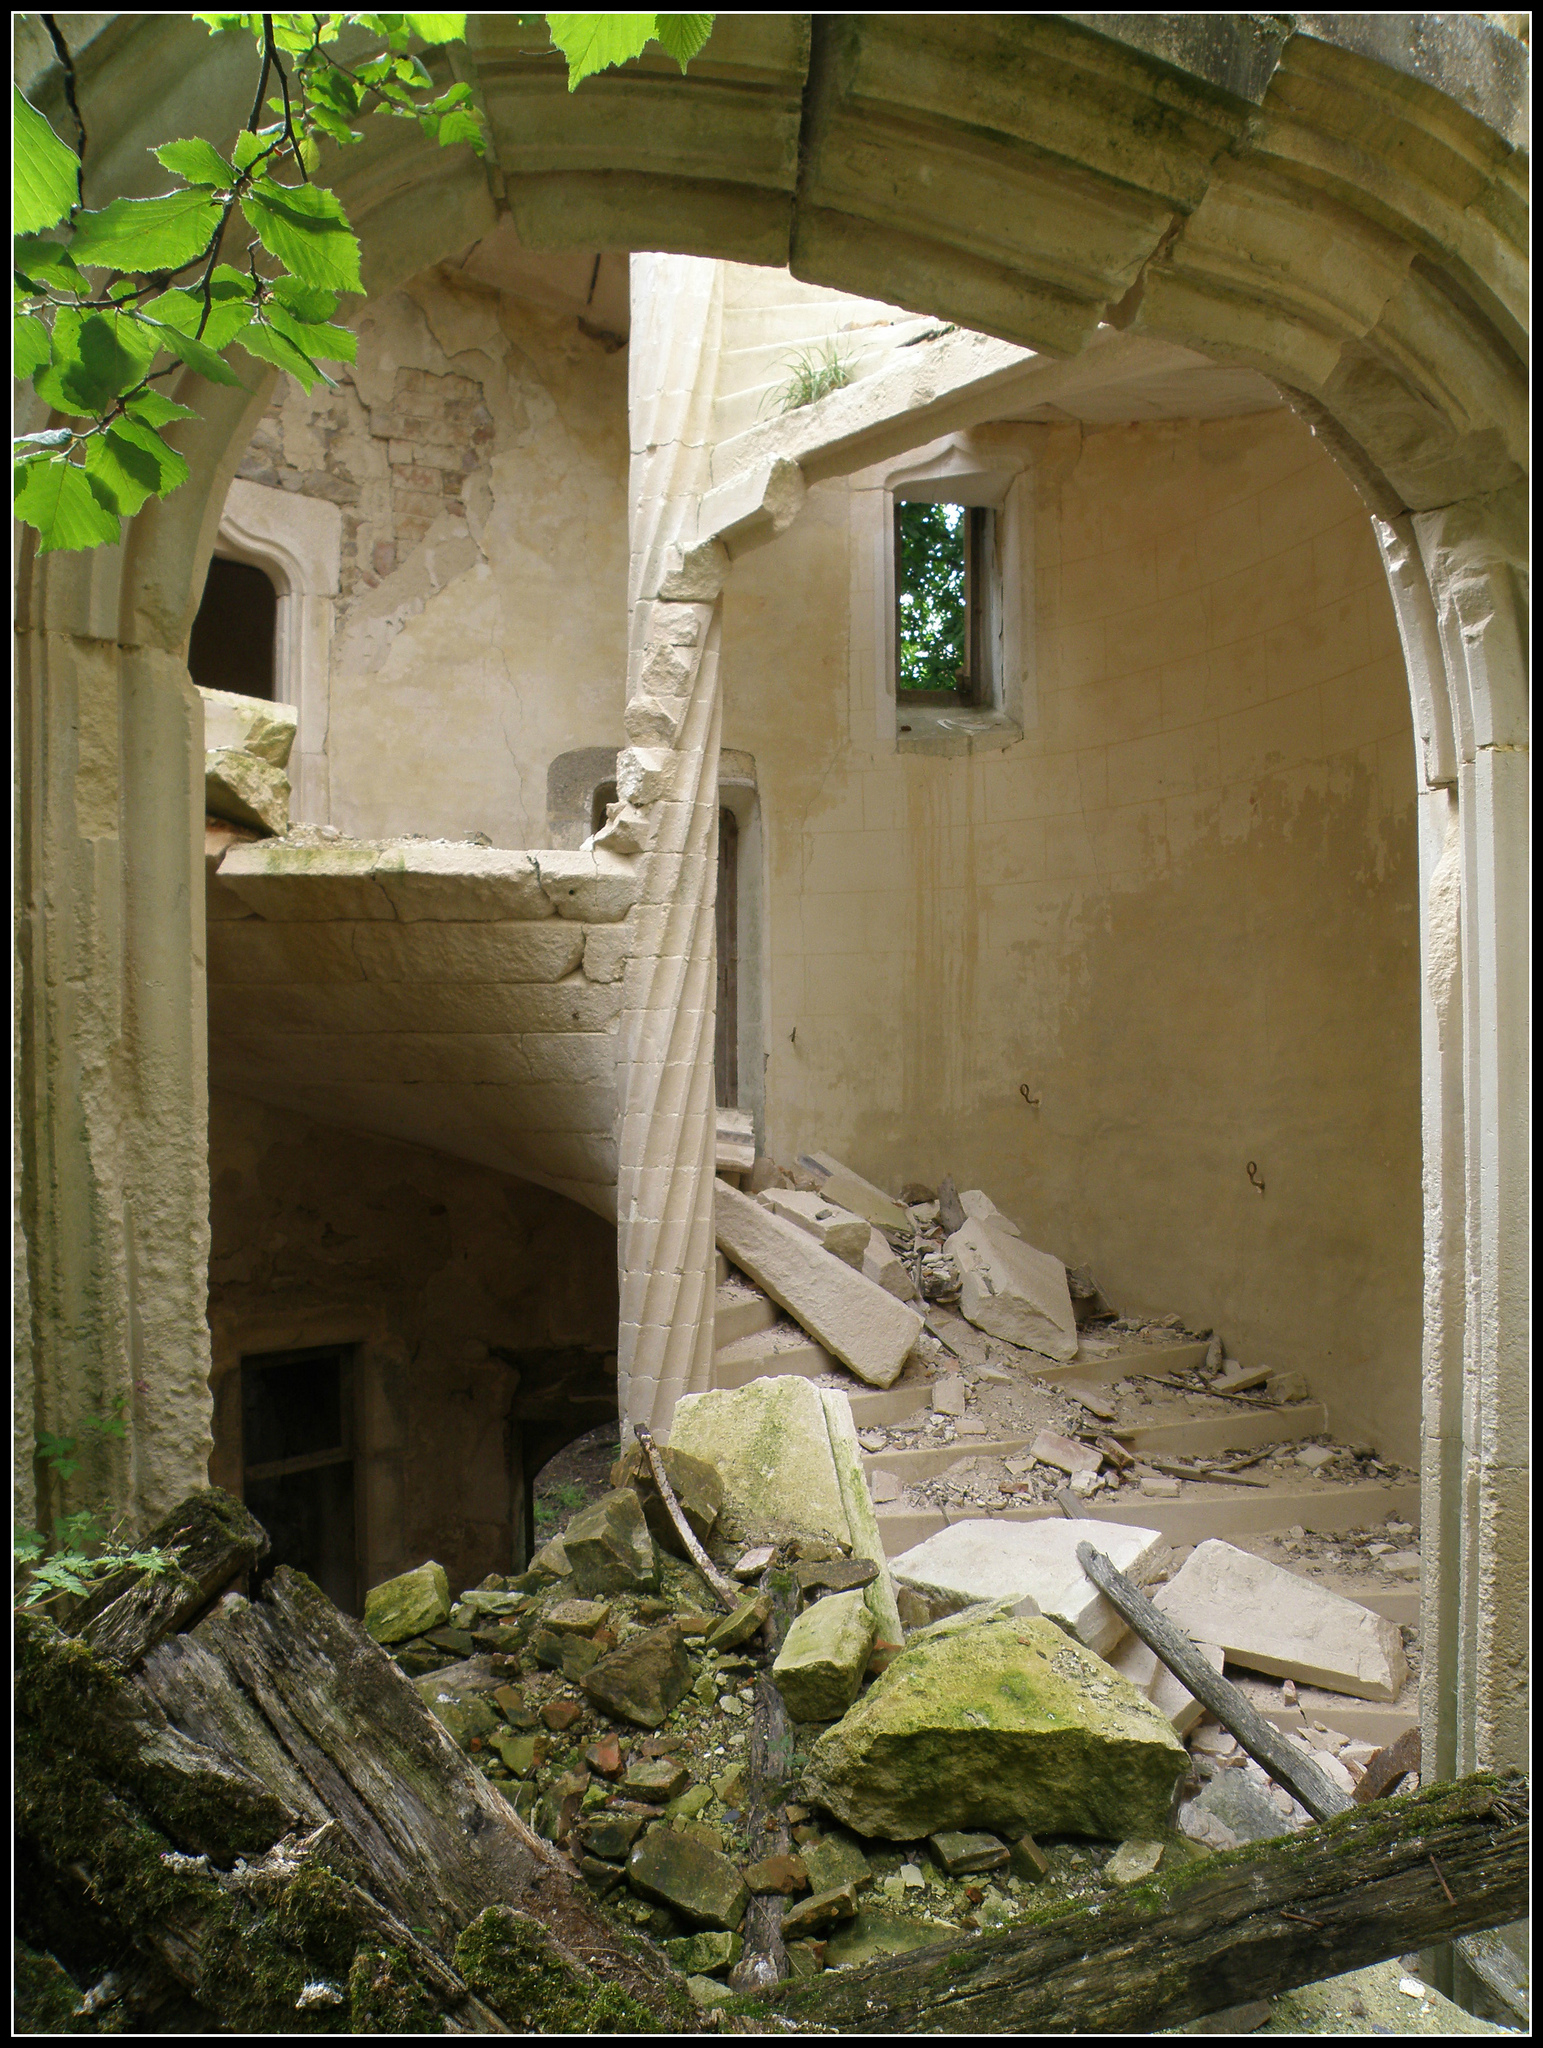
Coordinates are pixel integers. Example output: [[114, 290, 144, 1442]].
[[206, 835, 640, 1220]]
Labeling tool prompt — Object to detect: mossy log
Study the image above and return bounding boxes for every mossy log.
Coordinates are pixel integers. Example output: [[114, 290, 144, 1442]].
[[17, 1561, 699, 2034], [66, 1486, 269, 1670], [749, 1771, 1528, 2034]]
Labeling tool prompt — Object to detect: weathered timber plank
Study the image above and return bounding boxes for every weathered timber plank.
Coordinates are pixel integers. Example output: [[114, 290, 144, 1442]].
[[731, 1565, 800, 1995], [138, 1630, 328, 1829], [1077, 1539, 1353, 1822], [757, 1772, 1527, 2035], [68, 1487, 269, 1670]]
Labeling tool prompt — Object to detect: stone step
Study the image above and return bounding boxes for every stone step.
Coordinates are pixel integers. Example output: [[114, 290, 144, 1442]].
[[845, 1377, 933, 1429], [871, 1480, 1422, 1556], [862, 1438, 1030, 1486], [711, 1331, 834, 1390], [1113, 1403, 1329, 1461], [1035, 1340, 1211, 1386], [714, 1286, 778, 1348]]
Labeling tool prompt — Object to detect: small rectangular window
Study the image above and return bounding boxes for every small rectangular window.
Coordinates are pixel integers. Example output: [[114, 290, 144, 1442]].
[[895, 501, 995, 707]]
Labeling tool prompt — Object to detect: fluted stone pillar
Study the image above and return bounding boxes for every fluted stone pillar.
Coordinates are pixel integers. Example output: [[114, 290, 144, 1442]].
[[613, 257, 729, 1435]]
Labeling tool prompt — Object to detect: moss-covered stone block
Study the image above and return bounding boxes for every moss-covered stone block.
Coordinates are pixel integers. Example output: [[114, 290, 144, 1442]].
[[773, 1590, 876, 1721], [802, 1612, 1185, 1841], [363, 1562, 451, 1646]]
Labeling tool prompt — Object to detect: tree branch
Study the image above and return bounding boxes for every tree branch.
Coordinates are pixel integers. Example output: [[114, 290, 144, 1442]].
[[41, 15, 85, 206]]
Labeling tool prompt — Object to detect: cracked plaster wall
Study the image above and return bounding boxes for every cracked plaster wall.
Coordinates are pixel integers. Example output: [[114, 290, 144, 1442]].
[[722, 405, 1422, 1463], [235, 265, 629, 845]]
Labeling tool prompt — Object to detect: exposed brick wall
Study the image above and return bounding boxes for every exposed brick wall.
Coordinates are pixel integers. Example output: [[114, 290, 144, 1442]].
[[236, 361, 494, 599]]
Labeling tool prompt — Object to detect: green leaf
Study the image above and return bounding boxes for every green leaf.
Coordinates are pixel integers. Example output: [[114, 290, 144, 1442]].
[[33, 308, 157, 417], [436, 107, 484, 150], [68, 190, 225, 274], [154, 137, 236, 187], [14, 234, 89, 293], [429, 81, 473, 110], [85, 416, 191, 516], [265, 300, 357, 365], [123, 389, 198, 428], [236, 316, 328, 389], [652, 13, 714, 70], [149, 284, 255, 354], [241, 178, 363, 294], [14, 88, 81, 234], [404, 14, 467, 44], [14, 456, 121, 551], [140, 316, 248, 387], [232, 127, 283, 173], [269, 276, 340, 322], [13, 1527, 45, 1564], [14, 313, 51, 379], [545, 13, 657, 89]]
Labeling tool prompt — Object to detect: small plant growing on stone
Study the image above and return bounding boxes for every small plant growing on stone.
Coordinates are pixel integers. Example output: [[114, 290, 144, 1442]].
[[14, 1398, 172, 1611], [768, 337, 856, 414]]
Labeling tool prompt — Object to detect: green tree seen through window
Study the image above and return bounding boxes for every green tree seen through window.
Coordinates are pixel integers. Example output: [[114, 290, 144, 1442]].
[[897, 499, 965, 691]]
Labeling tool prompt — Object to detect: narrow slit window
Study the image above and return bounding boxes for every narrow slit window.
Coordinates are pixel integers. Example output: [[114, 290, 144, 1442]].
[[188, 555, 278, 701], [895, 500, 994, 706]]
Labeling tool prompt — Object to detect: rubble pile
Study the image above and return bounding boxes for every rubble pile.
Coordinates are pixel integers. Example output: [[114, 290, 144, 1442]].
[[358, 1355, 1425, 1999]]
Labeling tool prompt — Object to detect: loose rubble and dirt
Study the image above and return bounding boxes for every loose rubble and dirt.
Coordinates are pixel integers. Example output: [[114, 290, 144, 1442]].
[[15, 1151, 1523, 2033]]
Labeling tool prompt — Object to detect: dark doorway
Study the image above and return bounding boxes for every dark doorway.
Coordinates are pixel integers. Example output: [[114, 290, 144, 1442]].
[[241, 1344, 359, 1612], [491, 1347, 618, 1570], [188, 556, 278, 700], [716, 807, 739, 1108]]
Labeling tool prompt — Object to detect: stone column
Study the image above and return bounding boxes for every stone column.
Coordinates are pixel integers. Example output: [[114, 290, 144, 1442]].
[[1377, 492, 1530, 1802], [612, 256, 730, 1436]]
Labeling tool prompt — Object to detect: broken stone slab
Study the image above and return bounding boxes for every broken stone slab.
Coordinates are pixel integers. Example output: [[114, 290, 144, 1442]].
[[621, 1756, 691, 1802], [825, 1907, 960, 1968], [542, 1599, 610, 1637], [931, 1377, 968, 1417], [772, 1590, 877, 1722], [945, 1218, 1078, 1362], [869, 1469, 904, 1505], [760, 1187, 870, 1267], [799, 1828, 869, 1893], [795, 1558, 879, 1596], [205, 748, 291, 835], [796, 1153, 913, 1237], [562, 1489, 659, 1597], [818, 1386, 905, 1647], [889, 1518, 1162, 1658], [580, 1625, 693, 1728], [669, 1377, 852, 1550], [716, 1107, 755, 1174], [627, 1830, 749, 1931], [704, 1593, 772, 1653], [959, 1190, 1021, 1236], [732, 1546, 776, 1579], [1187, 1772, 1295, 1845], [1030, 1428, 1099, 1478], [1104, 1839, 1165, 1885], [803, 1611, 1185, 1842], [1154, 1540, 1408, 1702], [664, 1929, 743, 1977], [1107, 1634, 1225, 1735], [364, 1561, 451, 1645], [780, 1880, 861, 1942], [929, 1830, 1010, 1876], [864, 1229, 919, 1301], [715, 1180, 924, 1388], [744, 1853, 808, 1895], [199, 686, 298, 767], [610, 1442, 723, 1558]]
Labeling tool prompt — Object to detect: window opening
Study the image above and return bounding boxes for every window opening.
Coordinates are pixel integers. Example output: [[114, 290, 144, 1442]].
[[591, 778, 618, 837], [716, 807, 739, 1108], [188, 555, 278, 700], [240, 1344, 358, 1612], [895, 501, 993, 705]]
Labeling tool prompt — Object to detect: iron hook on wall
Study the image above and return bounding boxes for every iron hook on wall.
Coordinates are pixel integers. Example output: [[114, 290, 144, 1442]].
[[1247, 1160, 1266, 1196]]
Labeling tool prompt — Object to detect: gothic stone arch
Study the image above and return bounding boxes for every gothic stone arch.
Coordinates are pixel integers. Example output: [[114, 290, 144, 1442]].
[[14, 17, 1526, 1817]]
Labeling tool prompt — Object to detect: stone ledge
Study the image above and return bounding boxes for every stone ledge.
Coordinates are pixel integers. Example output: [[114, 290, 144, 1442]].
[[895, 706, 1023, 756], [216, 838, 640, 924]]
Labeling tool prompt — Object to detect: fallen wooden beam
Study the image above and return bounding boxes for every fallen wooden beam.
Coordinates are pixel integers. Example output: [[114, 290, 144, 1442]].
[[754, 1771, 1527, 2034], [65, 1486, 269, 1670], [1076, 1540, 1352, 1821]]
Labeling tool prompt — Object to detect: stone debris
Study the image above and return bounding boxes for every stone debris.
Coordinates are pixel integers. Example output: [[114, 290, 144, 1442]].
[[1029, 1427, 1101, 1478], [364, 1560, 452, 1644], [945, 1216, 1079, 1360], [890, 1518, 1162, 1657], [796, 1152, 913, 1236], [1155, 1540, 1409, 1701], [801, 1610, 1185, 1841], [929, 1829, 1010, 1876], [1104, 1839, 1165, 1885], [1107, 1634, 1224, 1735], [610, 1441, 724, 1556], [714, 1180, 924, 1388], [760, 1187, 871, 1267], [863, 1227, 920, 1300], [562, 1489, 658, 1596], [773, 1590, 879, 1722]]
